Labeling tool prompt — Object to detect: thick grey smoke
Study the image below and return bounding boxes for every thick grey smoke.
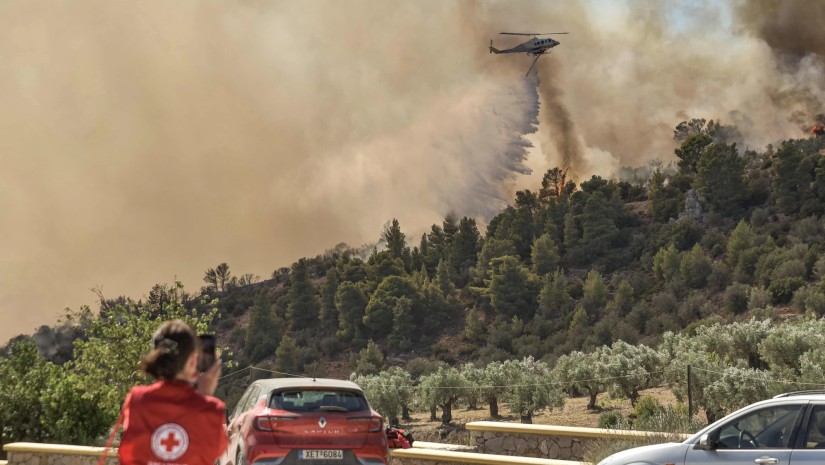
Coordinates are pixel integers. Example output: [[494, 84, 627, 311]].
[[2, 0, 825, 343], [526, 0, 825, 178], [735, 1, 825, 132], [0, 0, 536, 342]]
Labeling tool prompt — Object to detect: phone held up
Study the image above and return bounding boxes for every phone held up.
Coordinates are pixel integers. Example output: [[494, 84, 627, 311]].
[[197, 334, 217, 373]]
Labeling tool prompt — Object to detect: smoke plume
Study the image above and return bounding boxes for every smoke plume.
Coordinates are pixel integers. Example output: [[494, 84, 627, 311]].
[[2, 0, 825, 342]]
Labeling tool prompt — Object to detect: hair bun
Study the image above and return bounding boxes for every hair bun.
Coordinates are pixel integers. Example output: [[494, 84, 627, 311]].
[[156, 337, 179, 356]]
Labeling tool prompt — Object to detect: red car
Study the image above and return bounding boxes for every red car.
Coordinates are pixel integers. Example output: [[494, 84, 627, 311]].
[[221, 378, 389, 465]]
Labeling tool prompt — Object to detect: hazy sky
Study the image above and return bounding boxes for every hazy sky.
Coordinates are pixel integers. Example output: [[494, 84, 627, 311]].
[[1, 0, 823, 343]]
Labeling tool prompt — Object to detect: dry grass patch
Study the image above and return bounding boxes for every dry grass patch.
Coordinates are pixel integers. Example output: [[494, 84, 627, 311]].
[[404, 387, 685, 444]]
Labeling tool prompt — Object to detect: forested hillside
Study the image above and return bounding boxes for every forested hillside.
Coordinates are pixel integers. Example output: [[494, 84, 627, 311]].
[[5, 119, 825, 447]]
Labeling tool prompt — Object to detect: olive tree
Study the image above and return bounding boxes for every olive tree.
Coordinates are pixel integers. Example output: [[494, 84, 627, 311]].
[[602, 341, 663, 406], [758, 319, 825, 373], [503, 357, 564, 423], [480, 361, 512, 419], [353, 367, 413, 425], [551, 350, 608, 410], [703, 366, 773, 416], [659, 330, 729, 423], [416, 366, 468, 424]]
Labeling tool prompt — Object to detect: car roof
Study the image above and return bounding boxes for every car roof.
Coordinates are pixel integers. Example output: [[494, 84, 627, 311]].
[[773, 390, 825, 399], [252, 377, 365, 393]]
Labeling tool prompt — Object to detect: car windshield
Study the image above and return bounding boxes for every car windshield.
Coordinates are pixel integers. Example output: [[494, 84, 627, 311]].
[[269, 389, 368, 413]]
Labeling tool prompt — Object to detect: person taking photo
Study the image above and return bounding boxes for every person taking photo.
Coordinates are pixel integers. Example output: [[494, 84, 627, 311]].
[[118, 320, 228, 465]]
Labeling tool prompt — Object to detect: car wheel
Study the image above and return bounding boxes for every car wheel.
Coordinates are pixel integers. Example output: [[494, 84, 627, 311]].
[[236, 449, 247, 465]]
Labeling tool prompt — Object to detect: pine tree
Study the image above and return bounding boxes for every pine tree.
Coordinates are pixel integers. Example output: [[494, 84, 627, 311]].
[[607, 279, 635, 316], [538, 269, 572, 320], [450, 217, 481, 285], [531, 233, 560, 277], [488, 256, 540, 321], [389, 297, 415, 351], [648, 169, 683, 223], [675, 133, 712, 174], [335, 282, 368, 343], [579, 192, 618, 259], [464, 307, 487, 342], [382, 218, 407, 261], [653, 245, 681, 284], [476, 238, 517, 283], [354, 340, 384, 376], [436, 259, 458, 302], [319, 268, 340, 334], [582, 270, 609, 321], [274, 335, 301, 374], [680, 244, 712, 289], [563, 211, 580, 250], [695, 142, 746, 216], [245, 300, 284, 364], [286, 259, 321, 331], [363, 276, 420, 338]]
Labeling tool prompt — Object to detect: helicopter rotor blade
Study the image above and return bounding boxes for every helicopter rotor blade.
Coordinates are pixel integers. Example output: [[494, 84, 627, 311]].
[[500, 32, 568, 36]]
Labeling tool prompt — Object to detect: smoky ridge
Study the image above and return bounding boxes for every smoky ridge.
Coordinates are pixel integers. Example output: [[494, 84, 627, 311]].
[[2, 0, 825, 342]]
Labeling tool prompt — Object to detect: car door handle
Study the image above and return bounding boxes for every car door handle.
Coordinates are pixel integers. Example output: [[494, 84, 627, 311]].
[[754, 457, 779, 465]]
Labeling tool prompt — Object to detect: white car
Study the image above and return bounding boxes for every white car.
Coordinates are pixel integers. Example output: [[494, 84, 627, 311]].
[[598, 391, 825, 465]]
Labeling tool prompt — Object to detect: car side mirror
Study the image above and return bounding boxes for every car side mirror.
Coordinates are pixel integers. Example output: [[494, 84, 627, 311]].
[[695, 433, 715, 450]]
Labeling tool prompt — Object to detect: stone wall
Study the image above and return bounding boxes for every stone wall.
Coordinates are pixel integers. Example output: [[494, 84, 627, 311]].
[[390, 448, 586, 465], [470, 430, 590, 460], [466, 421, 690, 462], [4, 443, 118, 465]]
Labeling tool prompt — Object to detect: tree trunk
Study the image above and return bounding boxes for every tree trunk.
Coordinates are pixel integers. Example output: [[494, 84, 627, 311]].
[[630, 389, 639, 407], [588, 393, 598, 410], [488, 397, 500, 419], [520, 411, 533, 424], [441, 402, 453, 425], [402, 405, 411, 421], [705, 408, 718, 424], [429, 405, 438, 422]]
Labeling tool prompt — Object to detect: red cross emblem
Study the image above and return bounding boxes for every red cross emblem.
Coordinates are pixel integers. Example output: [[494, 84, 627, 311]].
[[160, 432, 180, 452], [151, 423, 189, 461]]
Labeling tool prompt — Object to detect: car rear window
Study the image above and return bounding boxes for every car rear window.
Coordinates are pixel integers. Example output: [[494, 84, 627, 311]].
[[269, 389, 369, 413]]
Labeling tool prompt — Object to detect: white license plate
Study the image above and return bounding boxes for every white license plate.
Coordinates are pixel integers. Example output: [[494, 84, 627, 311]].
[[300, 450, 343, 460]]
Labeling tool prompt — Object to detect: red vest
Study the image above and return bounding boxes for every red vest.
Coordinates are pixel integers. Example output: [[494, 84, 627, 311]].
[[119, 380, 228, 465]]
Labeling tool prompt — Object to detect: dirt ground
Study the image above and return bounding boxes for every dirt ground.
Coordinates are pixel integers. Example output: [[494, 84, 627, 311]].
[[403, 387, 680, 444]]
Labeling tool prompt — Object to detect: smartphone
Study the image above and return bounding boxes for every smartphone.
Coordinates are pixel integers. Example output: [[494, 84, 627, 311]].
[[198, 334, 217, 373]]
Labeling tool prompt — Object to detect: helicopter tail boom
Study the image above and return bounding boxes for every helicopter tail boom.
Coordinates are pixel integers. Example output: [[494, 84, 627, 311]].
[[489, 40, 501, 54]]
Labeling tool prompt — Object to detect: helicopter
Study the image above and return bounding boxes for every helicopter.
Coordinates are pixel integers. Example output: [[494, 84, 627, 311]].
[[489, 32, 568, 76]]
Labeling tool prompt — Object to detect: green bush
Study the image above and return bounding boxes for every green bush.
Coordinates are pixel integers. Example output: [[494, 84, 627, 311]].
[[724, 283, 750, 314], [707, 262, 731, 292], [772, 259, 807, 281], [748, 286, 772, 311], [769, 277, 806, 304], [792, 286, 825, 316], [633, 395, 665, 421], [635, 404, 705, 433], [585, 402, 704, 464], [598, 411, 627, 429]]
